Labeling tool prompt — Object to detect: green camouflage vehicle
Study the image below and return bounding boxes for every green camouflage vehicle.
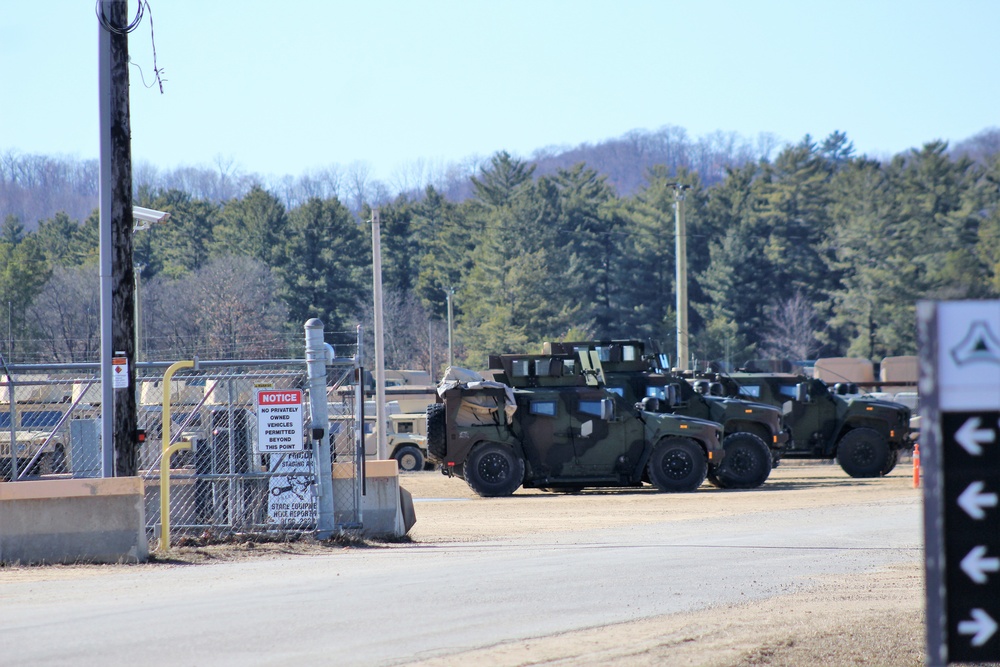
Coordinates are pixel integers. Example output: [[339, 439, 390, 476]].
[[692, 371, 913, 478], [426, 355, 724, 497], [540, 341, 788, 489]]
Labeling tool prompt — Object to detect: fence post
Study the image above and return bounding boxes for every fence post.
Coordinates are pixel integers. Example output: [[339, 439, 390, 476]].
[[305, 319, 335, 538]]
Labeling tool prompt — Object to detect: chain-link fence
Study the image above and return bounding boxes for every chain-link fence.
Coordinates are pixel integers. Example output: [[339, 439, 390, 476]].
[[0, 348, 363, 547]]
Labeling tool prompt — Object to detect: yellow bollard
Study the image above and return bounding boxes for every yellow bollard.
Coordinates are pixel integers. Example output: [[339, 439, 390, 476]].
[[159, 439, 192, 551], [158, 359, 196, 552]]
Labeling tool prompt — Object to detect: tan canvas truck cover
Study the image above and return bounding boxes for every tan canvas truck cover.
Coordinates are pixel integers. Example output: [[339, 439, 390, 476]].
[[437, 367, 517, 425], [813, 357, 875, 384], [879, 356, 918, 384]]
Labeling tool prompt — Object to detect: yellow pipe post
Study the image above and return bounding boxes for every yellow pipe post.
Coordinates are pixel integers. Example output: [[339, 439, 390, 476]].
[[158, 360, 195, 552], [158, 439, 192, 551]]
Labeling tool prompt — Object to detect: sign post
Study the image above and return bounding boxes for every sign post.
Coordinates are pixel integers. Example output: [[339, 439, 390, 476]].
[[921, 300, 1000, 666]]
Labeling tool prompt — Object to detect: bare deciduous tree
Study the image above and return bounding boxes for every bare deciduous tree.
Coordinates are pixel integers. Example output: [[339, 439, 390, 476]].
[[26, 265, 101, 362], [759, 290, 822, 361]]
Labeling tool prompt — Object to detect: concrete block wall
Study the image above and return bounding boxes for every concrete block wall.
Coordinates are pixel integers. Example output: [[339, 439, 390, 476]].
[[0, 477, 148, 564]]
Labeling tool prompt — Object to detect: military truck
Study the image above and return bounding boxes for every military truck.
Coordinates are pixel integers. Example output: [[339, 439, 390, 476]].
[[540, 341, 788, 489], [692, 371, 913, 478], [426, 355, 724, 497], [328, 401, 431, 472]]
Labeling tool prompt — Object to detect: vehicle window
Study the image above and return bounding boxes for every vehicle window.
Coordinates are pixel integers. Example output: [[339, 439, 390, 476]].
[[646, 386, 667, 400], [738, 386, 761, 398], [530, 400, 557, 416], [0, 413, 11, 428], [22, 411, 62, 427], [578, 400, 605, 418], [607, 387, 624, 397], [397, 422, 413, 434], [778, 385, 799, 399], [511, 360, 530, 377], [623, 345, 638, 361]]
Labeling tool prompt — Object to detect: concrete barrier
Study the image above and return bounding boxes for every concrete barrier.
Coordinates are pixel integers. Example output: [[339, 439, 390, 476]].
[[0, 477, 148, 564], [332, 460, 416, 538]]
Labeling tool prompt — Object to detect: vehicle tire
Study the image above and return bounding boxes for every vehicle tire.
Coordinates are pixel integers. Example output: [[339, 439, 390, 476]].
[[41, 443, 68, 475], [426, 403, 447, 461], [464, 442, 524, 497], [647, 437, 707, 493], [836, 428, 891, 478], [711, 432, 772, 489], [881, 447, 900, 476], [393, 445, 425, 473]]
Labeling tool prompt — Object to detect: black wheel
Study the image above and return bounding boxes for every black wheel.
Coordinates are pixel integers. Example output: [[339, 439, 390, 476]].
[[38, 444, 68, 475], [393, 445, 425, 473], [881, 447, 900, 475], [647, 437, 707, 493], [710, 432, 772, 489], [426, 403, 447, 461], [836, 428, 891, 478], [464, 442, 524, 497]]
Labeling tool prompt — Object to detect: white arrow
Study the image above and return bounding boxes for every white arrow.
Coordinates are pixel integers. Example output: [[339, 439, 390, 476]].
[[958, 608, 998, 647], [956, 417, 995, 456], [961, 546, 1000, 584], [958, 481, 999, 520]]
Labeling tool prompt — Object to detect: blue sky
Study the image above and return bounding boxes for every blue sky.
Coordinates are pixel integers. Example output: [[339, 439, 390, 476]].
[[1, 1, 997, 184]]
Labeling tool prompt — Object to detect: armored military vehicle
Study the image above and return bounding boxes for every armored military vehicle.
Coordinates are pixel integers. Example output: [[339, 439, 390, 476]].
[[540, 341, 788, 489], [426, 355, 724, 497], [694, 371, 913, 478]]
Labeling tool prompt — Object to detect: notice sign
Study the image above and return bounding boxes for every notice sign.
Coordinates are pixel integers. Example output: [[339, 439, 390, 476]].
[[256, 389, 304, 453], [112, 356, 129, 389], [267, 451, 317, 526]]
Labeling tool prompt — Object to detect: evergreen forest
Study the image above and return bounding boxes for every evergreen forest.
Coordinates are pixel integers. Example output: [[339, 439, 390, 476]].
[[1, 127, 998, 374]]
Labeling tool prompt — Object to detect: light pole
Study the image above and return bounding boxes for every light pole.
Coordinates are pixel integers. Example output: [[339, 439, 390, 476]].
[[446, 287, 455, 369], [670, 183, 692, 371]]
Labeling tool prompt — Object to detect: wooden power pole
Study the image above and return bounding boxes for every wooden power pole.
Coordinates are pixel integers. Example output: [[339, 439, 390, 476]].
[[98, 0, 139, 476]]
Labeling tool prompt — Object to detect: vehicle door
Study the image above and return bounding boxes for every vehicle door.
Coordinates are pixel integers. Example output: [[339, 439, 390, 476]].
[[570, 388, 644, 477]]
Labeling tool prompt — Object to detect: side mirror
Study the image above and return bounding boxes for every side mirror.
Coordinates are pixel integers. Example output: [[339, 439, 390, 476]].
[[795, 383, 809, 402], [601, 398, 615, 421]]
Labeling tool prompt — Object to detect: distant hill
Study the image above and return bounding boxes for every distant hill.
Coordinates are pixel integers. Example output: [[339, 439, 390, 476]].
[[3, 125, 997, 228]]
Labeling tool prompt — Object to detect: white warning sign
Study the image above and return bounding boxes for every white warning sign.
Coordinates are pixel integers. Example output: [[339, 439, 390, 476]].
[[255, 389, 303, 453]]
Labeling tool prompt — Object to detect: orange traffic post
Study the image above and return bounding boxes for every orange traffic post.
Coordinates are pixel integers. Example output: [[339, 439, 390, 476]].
[[912, 442, 921, 489]]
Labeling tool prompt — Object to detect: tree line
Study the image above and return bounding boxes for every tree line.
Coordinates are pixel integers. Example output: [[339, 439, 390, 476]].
[[0, 130, 997, 374]]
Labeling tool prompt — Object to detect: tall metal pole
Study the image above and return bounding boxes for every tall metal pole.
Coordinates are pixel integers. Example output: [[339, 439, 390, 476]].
[[304, 319, 335, 538], [446, 288, 455, 369], [674, 184, 690, 371], [371, 210, 388, 460]]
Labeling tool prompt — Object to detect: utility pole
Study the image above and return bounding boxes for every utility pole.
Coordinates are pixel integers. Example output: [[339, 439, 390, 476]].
[[98, 0, 138, 476], [371, 209, 388, 460], [671, 183, 692, 371]]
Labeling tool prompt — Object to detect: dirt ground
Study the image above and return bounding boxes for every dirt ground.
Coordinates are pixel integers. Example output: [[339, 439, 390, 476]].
[[2, 459, 927, 666]]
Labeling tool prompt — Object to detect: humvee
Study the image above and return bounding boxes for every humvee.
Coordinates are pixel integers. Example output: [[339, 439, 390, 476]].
[[426, 355, 724, 497], [328, 401, 431, 472], [696, 371, 913, 478], [540, 341, 788, 489]]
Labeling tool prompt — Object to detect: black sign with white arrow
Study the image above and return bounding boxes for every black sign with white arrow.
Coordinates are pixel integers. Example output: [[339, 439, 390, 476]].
[[942, 410, 1000, 663]]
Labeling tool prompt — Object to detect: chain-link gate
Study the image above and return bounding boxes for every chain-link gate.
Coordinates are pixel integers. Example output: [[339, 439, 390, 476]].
[[0, 338, 365, 547]]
